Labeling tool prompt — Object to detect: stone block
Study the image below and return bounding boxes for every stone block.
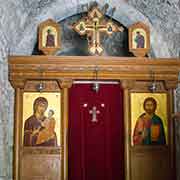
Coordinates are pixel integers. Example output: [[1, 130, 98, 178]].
[[0, 148, 7, 177]]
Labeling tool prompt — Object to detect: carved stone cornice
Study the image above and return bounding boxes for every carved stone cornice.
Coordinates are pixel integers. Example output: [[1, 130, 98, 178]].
[[58, 79, 73, 89]]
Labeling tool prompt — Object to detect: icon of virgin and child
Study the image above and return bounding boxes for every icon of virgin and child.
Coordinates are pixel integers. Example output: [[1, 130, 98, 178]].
[[23, 97, 57, 147]]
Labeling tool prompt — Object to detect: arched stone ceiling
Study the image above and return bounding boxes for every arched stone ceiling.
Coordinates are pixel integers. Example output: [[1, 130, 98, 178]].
[[1, 0, 179, 59]]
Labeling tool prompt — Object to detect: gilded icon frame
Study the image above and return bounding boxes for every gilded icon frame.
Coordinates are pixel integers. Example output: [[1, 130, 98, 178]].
[[128, 22, 150, 57], [38, 19, 61, 55], [22, 92, 61, 147], [130, 92, 168, 146]]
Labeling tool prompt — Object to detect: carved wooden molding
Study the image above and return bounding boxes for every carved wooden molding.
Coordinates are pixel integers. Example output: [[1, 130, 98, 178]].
[[121, 80, 135, 89], [21, 176, 49, 180], [10, 80, 25, 89], [164, 80, 178, 90], [22, 147, 62, 155], [24, 80, 60, 92], [58, 79, 73, 89], [9, 56, 180, 83]]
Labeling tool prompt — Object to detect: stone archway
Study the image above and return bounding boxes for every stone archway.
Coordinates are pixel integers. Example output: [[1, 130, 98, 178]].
[[12, 0, 171, 58]]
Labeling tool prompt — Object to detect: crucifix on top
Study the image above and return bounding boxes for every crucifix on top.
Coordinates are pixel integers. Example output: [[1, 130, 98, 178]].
[[73, 7, 124, 55]]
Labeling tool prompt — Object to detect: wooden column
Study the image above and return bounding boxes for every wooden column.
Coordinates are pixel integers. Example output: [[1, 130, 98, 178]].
[[121, 80, 135, 180], [12, 81, 24, 180], [58, 79, 73, 180], [165, 80, 178, 180]]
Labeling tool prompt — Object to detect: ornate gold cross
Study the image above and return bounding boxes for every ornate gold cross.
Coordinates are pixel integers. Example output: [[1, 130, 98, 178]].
[[73, 7, 124, 55]]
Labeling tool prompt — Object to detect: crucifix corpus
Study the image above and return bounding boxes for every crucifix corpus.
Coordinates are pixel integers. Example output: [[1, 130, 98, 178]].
[[89, 106, 100, 122], [73, 7, 124, 55]]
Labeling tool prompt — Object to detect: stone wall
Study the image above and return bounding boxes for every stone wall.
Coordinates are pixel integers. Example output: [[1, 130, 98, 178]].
[[0, 34, 14, 180], [128, 0, 180, 57], [0, 0, 179, 180]]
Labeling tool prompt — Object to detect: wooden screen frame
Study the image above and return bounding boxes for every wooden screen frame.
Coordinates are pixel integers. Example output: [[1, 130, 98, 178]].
[[128, 81, 175, 180], [13, 80, 63, 180], [9, 56, 179, 180]]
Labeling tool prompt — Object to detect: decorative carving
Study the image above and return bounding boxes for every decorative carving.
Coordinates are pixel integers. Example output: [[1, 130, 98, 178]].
[[24, 80, 60, 92], [164, 80, 178, 90], [10, 79, 25, 89], [9, 57, 180, 88], [121, 80, 135, 89], [22, 147, 62, 155], [21, 176, 49, 180], [73, 7, 123, 55], [21, 155, 61, 180], [58, 79, 73, 89]]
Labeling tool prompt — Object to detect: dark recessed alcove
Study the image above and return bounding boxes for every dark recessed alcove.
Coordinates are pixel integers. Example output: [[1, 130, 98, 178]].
[[32, 13, 134, 57]]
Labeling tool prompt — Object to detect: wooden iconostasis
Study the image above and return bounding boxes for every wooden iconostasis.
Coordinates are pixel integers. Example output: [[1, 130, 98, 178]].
[[9, 56, 178, 180]]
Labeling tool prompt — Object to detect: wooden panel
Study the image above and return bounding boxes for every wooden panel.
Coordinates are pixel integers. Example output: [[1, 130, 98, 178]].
[[129, 80, 175, 180], [21, 154, 61, 180], [131, 147, 170, 180], [131, 81, 167, 92], [24, 80, 60, 92], [9, 56, 179, 87]]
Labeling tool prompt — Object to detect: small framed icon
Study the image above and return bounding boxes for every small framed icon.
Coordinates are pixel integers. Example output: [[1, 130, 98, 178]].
[[38, 19, 61, 55], [129, 22, 150, 57]]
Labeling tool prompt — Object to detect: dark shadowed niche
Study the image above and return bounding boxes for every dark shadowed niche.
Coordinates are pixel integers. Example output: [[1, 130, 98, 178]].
[[32, 13, 133, 57]]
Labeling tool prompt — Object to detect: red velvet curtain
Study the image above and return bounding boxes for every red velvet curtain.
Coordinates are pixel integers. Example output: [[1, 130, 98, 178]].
[[68, 84, 124, 180]]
